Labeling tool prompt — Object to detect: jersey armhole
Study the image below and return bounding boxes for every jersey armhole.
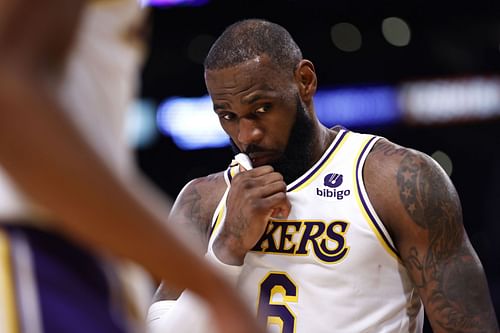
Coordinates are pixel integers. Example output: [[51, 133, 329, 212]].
[[353, 135, 401, 261]]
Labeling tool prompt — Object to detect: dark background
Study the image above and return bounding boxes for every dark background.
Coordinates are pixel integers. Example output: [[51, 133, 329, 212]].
[[137, 0, 500, 329]]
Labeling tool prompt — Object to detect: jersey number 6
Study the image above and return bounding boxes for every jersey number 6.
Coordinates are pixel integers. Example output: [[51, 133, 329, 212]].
[[257, 272, 298, 333]]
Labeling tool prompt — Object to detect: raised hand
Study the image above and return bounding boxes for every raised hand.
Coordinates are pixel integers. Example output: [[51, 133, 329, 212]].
[[213, 165, 290, 265]]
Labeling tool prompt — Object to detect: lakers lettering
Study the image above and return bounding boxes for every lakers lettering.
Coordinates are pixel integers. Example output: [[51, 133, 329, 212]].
[[251, 220, 350, 263]]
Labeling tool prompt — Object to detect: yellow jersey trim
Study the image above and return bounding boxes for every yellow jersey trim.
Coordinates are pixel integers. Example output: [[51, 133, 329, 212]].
[[209, 204, 226, 241], [290, 131, 350, 193], [0, 230, 20, 333]]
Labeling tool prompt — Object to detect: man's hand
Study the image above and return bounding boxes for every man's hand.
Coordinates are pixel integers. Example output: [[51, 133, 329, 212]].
[[213, 165, 290, 265]]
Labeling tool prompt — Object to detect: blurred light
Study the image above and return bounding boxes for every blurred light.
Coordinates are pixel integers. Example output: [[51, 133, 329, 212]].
[[158, 87, 399, 150], [315, 86, 400, 127], [126, 99, 158, 148], [187, 34, 216, 64], [330, 22, 362, 52], [157, 95, 228, 150], [141, 0, 209, 7], [156, 76, 500, 151], [400, 77, 500, 124], [431, 150, 453, 176], [382, 17, 411, 47]]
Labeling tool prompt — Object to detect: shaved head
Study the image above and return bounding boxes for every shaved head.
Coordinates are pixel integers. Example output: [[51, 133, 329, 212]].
[[204, 19, 302, 77]]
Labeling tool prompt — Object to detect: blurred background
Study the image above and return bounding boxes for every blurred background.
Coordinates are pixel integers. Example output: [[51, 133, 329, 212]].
[[133, 0, 500, 328]]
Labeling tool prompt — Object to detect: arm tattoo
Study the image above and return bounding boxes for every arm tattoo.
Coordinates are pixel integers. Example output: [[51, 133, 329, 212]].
[[372, 140, 408, 156], [176, 181, 208, 239], [397, 153, 497, 332], [218, 210, 250, 246], [178, 186, 202, 220]]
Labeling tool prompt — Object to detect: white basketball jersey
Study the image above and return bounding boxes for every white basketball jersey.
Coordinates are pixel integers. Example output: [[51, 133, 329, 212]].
[[210, 129, 424, 333]]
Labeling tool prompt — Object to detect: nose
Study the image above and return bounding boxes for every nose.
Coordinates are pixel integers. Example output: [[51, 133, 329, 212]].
[[237, 117, 263, 145]]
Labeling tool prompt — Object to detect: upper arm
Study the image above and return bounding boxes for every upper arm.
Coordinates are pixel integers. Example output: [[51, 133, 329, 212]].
[[365, 139, 498, 333], [168, 173, 226, 252], [154, 173, 226, 301]]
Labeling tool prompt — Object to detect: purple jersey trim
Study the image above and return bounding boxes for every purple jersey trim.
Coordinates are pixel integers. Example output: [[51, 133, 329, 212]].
[[355, 138, 400, 257], [2, 225, 131, 333]]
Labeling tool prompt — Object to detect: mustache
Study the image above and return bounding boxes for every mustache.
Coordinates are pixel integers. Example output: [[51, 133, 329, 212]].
[[229, 139, 269, 155], [243, 144, 268, 155]]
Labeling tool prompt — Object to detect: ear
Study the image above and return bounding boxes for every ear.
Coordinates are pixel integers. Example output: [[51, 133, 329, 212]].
[[294, 60, 317, 104]]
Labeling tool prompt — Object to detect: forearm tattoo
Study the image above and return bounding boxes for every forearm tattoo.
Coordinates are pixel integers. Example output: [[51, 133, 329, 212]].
[[219, 209, 250, 247]]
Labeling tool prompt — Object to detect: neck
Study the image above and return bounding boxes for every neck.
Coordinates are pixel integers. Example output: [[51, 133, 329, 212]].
[[310, 122, 338, 164]]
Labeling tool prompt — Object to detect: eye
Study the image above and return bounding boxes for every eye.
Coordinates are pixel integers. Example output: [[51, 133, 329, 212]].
[[255, 103, 271, 114], [218, 112, 235, 121]]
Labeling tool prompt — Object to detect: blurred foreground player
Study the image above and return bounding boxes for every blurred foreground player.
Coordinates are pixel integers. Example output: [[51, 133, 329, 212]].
[[0, 1, 265, 333]]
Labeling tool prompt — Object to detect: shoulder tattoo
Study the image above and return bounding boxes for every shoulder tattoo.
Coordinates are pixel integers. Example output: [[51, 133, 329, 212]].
[[396, 152, 497, 331], [396, 152, 462, 249]]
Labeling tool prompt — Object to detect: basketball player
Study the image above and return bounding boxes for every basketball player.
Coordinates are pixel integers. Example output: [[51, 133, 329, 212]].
[[149, 19, 499, 333], [0, 2, 265, 333]]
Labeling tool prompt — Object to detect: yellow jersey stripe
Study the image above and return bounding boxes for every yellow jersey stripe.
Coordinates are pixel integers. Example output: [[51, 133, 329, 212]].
[[209, 204, 226, 241], [289, 130, 350, 192], [0, 230, 20, 333]]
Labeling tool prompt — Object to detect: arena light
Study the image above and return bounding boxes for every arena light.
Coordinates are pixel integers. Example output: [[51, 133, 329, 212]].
[[156, 95, 228, 150], [431, 150, 453, 177], [382, 17, 411, 47], [330, 22, 362, 52], [315, 86, 400, 127], [400, 77, 500, 124]]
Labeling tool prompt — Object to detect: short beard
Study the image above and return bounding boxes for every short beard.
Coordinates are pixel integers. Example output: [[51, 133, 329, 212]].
[[230, 95, 316, 184]]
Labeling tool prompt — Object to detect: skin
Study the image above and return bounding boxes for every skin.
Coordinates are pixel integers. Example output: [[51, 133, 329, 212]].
[[365, 142, 499, 332], [0, 2, 266, 333], [157, 55, 499, 331]]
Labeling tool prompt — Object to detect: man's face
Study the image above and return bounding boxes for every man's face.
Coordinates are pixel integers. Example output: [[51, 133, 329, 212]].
[[205, 56, 315, 183], [230, 95, 315, 184]]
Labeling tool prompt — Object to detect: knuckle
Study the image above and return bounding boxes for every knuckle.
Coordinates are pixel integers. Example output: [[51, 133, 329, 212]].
[[274, 172, 284, 180], [261, 165, 274, 173], [279, 180, 287, 190], [276, 192, 287, 201]]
